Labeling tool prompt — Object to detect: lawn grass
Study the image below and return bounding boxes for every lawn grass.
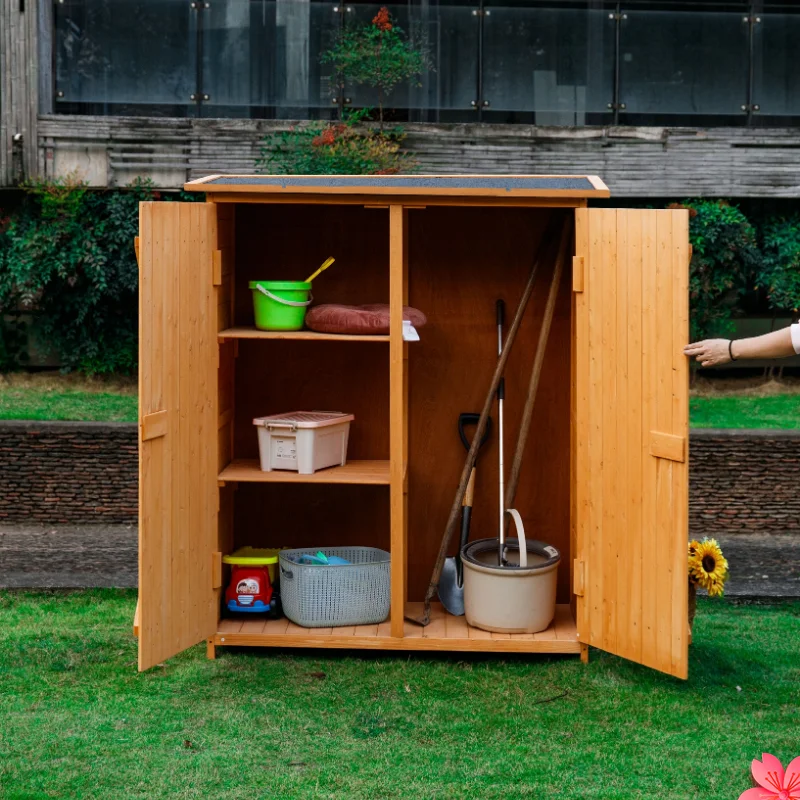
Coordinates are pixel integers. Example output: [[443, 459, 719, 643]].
[[690, 393, 800, 429], [1, 374, 799, 429], [0, 591, 797, 799], [0, 387, 137, 422]]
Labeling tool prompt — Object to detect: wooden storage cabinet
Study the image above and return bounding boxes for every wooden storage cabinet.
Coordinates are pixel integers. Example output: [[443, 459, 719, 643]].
[[136, 176, 690, 679]]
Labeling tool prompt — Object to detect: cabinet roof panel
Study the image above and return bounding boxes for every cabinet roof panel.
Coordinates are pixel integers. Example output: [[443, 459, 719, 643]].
[[186, 174, 610, 200]]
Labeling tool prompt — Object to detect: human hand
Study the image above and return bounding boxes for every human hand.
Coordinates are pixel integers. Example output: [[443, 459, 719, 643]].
[[683, 339, 731, 367]]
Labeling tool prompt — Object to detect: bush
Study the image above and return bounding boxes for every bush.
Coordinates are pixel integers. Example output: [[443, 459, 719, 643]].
[[759, 214, 800, 314], [672, 200, 762, 340], [256, 109, 416, 175], [0, 177, 188, 374]]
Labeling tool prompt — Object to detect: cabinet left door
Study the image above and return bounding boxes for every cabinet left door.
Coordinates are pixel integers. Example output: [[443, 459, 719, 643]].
[[138, 202, 220, 671]]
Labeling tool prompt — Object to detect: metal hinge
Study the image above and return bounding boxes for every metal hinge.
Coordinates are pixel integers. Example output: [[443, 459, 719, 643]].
[[607, 102, 627, 111], [332, 5, 353, 12], [608, 12, 627, 20], [471, 8, 490, 16], [741, 104, 760, 112], [470, 100, 490, 110], [743, 16, 761, 24]]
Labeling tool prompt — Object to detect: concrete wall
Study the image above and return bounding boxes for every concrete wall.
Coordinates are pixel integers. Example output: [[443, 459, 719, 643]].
[[0, 421, 137, 524], [1, 421, 799, 535]]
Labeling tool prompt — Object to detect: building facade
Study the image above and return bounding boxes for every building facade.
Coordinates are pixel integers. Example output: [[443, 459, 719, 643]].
[[2, 0, 800, 194]]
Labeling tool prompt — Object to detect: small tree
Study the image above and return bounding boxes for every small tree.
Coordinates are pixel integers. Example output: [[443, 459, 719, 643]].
[[759, 215, 800, 314], [322, 7, 431, 129], [670, 200, 762, 339], [256, 109, 416, 175]]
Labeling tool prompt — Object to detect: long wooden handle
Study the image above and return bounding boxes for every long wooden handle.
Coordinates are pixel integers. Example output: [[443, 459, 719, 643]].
[[420, 215, 568, 610], [503, 219, 573, 516]]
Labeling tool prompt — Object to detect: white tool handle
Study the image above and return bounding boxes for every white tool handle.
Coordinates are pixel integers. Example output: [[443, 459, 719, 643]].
[[256, 285, 313, 307], [505, 508, 527, 568]]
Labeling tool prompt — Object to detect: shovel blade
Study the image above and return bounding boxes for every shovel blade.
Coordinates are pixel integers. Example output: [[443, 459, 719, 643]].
[[438, 556, 465, 617]]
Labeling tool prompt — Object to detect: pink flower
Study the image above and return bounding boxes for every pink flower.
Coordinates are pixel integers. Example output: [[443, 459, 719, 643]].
[[739, 754, 800, 800]]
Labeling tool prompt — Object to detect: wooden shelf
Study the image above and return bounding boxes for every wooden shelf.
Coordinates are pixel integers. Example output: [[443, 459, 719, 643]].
[[218, 458, 391, 485], [215, 604, 579, 654], [218, 327, 390, 343]]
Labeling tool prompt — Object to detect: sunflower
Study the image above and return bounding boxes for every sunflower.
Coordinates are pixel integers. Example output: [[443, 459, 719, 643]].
[[689, 538, 728, 597]]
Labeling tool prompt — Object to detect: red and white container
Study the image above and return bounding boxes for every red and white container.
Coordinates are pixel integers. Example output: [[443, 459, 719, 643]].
[[252, 411, 354, 474]]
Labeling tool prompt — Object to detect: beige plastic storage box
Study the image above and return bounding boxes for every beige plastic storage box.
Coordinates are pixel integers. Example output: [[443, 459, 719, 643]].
[[253, 411, 354, 474]]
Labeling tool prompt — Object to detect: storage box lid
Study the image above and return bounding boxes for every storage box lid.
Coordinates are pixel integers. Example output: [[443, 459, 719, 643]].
[[222, 547, 281, 566], [253, 411, 355, 429]]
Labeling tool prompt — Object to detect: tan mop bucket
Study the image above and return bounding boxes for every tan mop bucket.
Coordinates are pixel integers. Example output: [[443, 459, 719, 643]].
[[461, 509, 560, 634]]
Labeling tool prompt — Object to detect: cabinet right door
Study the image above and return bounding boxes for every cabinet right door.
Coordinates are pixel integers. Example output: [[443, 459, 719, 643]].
[[574, 208, 690, 679]]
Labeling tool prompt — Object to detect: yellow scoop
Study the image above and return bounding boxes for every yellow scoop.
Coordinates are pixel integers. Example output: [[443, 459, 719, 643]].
[[305, 256, 335, 284]]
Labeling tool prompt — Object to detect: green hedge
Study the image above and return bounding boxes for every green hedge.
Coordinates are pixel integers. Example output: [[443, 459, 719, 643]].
[[0, 178, 200, 374], [1, 187, 799, 373]]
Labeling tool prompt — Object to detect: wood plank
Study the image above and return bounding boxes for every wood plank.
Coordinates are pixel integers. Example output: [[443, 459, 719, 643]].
[[218, 327, 390, 343], [141, 410, 168, 441], [553, 605, 575, 641], [613, 209, 630, 661], [671, 209, 690, 680], [654, 211, 674, 676], [262, 618, 290, 635], [240, 620, 267, 636], [641, 210, 659, 671], [579, 209, 688, 679], [352, 624, 379, 637], [218, 459, 390, 485], [187, 174, 609, 200], [213, 632, 580, 654], [218, 619, 244, 634], [649, 431, 686, 463], [573, 208, 589, 644], [444, 613, 470, 641], [212, 605, 577, 653], [600, 208, 618, 654], [389, 205, 407, 639], [138, 203, 219, 672], [422, 605, 446, 639], [625, 210, 644, 665]]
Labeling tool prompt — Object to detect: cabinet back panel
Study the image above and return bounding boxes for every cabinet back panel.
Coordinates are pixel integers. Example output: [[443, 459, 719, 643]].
[[234, 484, 390, 553], [407, 207, 573, 603], [233, 340, 389, 462], [234, 204, 390, 327]]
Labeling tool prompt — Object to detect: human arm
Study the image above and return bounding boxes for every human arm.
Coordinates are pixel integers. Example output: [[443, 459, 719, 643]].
[[683, 325, 798, 367]]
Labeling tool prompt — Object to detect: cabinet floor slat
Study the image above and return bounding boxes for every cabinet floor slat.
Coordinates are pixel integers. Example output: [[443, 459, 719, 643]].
[[214, 604, 579, 653], [218, 459, 391, 485]]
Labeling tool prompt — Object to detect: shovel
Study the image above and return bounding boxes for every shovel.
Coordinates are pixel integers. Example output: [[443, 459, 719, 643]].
[[438, 413, 492, 616]]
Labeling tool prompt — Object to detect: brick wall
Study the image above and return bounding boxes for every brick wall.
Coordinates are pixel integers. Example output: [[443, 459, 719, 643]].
[[690, 429, 800, 535], [0, 421, 137, 524], [0, 421, 798, 534]]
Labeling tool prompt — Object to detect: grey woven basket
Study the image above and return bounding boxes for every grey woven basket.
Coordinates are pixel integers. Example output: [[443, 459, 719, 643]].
[[278, 547, 391, 628]]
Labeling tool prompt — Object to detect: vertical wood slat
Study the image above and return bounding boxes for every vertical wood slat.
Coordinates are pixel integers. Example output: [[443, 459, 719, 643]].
[[575, 208, 688, 680], [671, 210, 690, 676], [138, 202, 219, 672], [573, 208, 589, 643], [0, 0, 38, 184], [389, 205, 407, 638]]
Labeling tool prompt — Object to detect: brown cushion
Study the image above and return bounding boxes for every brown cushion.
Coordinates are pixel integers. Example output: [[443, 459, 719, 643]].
[[305, 304, 427, 336]]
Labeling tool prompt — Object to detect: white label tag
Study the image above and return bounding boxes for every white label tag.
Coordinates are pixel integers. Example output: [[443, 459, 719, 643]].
[[544, 546, 559, 558], [402, 320, 420, 342], [275, 439, 297, 459]]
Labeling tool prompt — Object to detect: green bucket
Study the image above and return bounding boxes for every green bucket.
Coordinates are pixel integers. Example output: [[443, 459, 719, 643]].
[[249, 281, 312, 331]]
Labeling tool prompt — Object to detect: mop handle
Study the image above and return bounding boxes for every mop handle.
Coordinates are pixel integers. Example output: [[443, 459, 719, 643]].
[[504, 219, 573, 519], [497, 299, 505, 563], [304, 256, 335, 284], [418, 224, 557, 613]]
